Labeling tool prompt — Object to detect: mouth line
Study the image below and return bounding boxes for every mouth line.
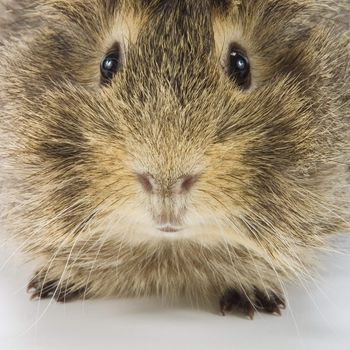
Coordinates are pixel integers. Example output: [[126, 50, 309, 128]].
[[157, 225, 184, 233]]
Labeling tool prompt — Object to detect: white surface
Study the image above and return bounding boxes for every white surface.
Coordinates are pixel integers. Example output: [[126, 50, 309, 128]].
[[0, 238, 349, 350]]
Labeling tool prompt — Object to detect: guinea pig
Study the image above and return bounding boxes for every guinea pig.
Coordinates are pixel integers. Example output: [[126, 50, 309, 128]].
[[0, 0, 349, 318]]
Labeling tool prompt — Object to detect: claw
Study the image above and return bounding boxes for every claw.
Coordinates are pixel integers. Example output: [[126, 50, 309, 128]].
[[220, 288, 286, 319], [246, 305, 255, 320], [27, 271, 85, 303]]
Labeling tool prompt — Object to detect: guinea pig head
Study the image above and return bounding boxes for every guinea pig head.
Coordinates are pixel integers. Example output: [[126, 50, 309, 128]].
[[1, 0, 349, 256]]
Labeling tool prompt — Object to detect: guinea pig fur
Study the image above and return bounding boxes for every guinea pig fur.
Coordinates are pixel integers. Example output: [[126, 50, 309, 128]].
[[0, 0, 349, 317]]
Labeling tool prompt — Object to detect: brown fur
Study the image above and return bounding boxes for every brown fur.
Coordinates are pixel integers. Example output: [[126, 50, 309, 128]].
[[0, 0, 349, 312]]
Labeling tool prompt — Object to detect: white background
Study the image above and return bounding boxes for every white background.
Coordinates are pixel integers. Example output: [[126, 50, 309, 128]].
[[0, 236, 349, 350]]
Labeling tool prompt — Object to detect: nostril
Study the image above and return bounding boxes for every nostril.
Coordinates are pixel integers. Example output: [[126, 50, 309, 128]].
[[137, 173, 154, 193], [178, 175, 198, 194]]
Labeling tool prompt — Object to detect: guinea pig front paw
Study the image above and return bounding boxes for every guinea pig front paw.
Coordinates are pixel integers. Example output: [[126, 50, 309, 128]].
[[27, 271, 86, 303], [220, 288, 286, 319]]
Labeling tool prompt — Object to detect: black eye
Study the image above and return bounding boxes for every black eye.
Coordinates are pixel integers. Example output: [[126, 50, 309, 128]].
[[100, 44, 121, 84], [228, 45, 251, 89]]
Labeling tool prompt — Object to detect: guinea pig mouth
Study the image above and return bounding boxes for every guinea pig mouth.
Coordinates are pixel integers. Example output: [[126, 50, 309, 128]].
[[157, 225, 183, 233]]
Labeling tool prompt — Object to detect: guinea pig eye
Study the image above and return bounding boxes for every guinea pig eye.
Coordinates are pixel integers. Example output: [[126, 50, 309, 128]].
[[100, 44, 121, 84], [227, 45, 251, 89]]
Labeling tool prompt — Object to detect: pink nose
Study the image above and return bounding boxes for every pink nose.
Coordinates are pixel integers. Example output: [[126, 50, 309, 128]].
[[137, 173, 154, 193], [137, 173, 198, 194]]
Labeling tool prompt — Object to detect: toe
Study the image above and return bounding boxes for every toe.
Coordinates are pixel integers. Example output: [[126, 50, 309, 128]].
[[254, 289, 284, 316]]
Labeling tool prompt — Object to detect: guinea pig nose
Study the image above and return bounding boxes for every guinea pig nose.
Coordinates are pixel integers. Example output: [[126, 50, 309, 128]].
[[137, 173, 199, 194], [137, 173, 155, 193], [174, 175, 199, 194]]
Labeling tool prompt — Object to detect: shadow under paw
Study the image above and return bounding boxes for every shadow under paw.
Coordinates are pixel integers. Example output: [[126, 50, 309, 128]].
[[220, 288, 286, 319], [27, 272, 86, 303]]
